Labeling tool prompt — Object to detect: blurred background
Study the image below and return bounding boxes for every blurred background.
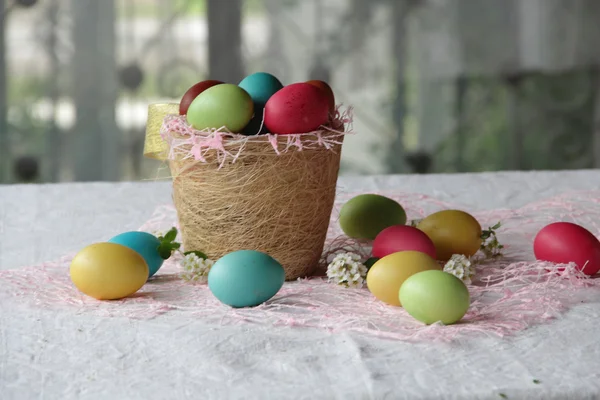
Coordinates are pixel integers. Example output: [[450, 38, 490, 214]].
[[1, 0, 600, 183]]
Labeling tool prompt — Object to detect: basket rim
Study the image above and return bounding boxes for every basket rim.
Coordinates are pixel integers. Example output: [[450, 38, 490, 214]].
[[160, 106, 353, 165]]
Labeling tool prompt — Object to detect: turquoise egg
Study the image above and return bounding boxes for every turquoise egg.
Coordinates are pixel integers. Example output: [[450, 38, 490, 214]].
[[238, 72, 283, 107], [208, 250, 285, 308], [108, 231, 164, 278]]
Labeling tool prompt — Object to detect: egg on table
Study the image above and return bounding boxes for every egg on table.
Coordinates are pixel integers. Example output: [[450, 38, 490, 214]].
[[534, 221, 600, 275], [108, 231, 164, 278], [264, 82, 329, 134], [372, 225, 436, 259], [186, 83, 254, 133], [417, 210, 482, 261], [339, 194, 407, 240], [70, 242, 149, 300], [399, 270, 470, 325], [208, 250, 285, 308], [366, 251, 441, 306]]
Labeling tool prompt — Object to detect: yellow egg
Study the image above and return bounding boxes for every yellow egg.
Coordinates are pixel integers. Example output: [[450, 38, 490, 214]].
[[366, 251, 441, 306], [70, 242, 149, 300], [416, 210, 482, 262]]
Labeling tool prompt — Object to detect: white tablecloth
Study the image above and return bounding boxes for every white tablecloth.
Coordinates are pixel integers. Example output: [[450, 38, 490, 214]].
[[2, 171, 600, 400]]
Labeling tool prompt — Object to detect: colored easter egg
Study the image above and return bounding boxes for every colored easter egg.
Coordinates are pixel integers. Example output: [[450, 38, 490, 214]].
[[264, 82, 329, 134], [417, 210, 482, 261], [70, 243, 149, 300], [534, 222, 600, 275], [366, 251, 441, 306], [241, 108, 268, 136], [339, 194, 407, 240], [239, 72, 283, 107], [373, 225, 436, 259], [208, 250, 285, 308], [306, 80, 335, 114], [186, 84, 254, 133], [179, 80, 223, 115], [108, 231, 164, 278], [399, 270, 470, 325]]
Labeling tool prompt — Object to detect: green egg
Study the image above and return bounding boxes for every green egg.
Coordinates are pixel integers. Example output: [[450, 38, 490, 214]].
[[186, 83, 254, 133], [399, 270, 470, 325], [339, 194, 406, 240]]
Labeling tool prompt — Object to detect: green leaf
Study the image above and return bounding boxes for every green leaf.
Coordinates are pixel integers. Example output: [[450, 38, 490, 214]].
[[364, 257, 379, 270], [533, 379, 541, 384], [491, 221, 502, 230], [498, 394, 508, 399], [184, 250, 208, 260], [171, 243, 181, 250], [158, 246, 172, 260], [164, 228, 178, 242]]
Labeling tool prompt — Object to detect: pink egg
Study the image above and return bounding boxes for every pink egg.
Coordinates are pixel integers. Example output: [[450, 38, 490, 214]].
[[533, 222, 600, 275], [264, 83, 329, 134], [372, 225, 437, 259]]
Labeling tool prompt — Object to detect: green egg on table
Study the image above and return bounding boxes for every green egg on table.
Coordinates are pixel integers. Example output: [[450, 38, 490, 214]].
[[186, 83, 254, 133], [208, 250, 285, 308], [339, 194, 407, 240], [399, 270, 470, 325]]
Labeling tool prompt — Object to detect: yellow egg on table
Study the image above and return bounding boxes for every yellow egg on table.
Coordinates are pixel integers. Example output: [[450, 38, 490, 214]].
[[366, 251, 441, 306], [416, 210, 482, 262], [70, 242, 149, 300]]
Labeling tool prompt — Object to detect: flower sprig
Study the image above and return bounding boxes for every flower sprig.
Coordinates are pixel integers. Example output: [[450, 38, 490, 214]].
[[180, 253, 215, 283], [443, 254, 475, 284], [481, 221, 504, 258], [154, 227, 213, 282], [157, 227, 181, 260], [326, 252, 368, 288]]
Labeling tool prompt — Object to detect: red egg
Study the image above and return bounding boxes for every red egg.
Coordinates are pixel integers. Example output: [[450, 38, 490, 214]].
[[533, 222, 600, 275], [306, 80, 336, 114], [372, 225, 437, 259], [264, 83, 329, 134], [179, 80, 223, 115]]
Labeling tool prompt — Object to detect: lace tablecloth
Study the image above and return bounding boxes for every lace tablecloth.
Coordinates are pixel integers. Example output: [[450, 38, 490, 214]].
[[2, 171, 600, 400]]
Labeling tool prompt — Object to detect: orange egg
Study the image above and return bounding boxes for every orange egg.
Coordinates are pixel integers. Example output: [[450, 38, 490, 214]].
[[306, 80, 335, 114]]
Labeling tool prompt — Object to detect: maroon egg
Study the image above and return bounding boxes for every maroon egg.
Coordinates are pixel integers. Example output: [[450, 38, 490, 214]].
[[372, 225, 437, 259], [533, 222, 600, 275], [264, 83, 329, 134], [179, 80, 223, 115]]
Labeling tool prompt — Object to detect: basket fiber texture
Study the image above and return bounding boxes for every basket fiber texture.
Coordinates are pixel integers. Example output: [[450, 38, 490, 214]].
[[163, 115, 347, 280]]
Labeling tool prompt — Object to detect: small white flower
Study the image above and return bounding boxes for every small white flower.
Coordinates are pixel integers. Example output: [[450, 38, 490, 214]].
[[443, 254, 474, 284], [180, 253, 215, 283], [327, 252, 367, 288]]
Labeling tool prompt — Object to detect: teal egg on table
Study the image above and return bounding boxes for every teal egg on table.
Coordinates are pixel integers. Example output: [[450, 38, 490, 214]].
[[399, 270, 470, 325], [238, 72, 283, 106], [108, 231, 164, 278], [208, 250, 285, 308], [186, 84, 254, 133]]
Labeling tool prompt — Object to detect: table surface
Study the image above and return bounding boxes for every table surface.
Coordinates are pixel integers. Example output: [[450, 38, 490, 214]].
[[2, 170, 600, 400]]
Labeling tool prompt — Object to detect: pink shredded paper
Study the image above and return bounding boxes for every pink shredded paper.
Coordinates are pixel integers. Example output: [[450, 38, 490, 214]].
[[160, 107, 353, 166], [2, 190, 600, 342]]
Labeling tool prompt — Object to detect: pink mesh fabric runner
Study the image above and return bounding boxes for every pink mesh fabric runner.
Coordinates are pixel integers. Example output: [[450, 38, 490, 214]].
[[2, 190, 600, 342]]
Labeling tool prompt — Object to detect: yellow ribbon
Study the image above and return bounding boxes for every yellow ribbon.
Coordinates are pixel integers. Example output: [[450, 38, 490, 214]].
[[143, 103, 180, 160]]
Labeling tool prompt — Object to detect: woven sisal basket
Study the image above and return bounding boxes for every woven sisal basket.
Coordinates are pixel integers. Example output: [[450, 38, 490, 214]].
[[161, 112, 349, 280]]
